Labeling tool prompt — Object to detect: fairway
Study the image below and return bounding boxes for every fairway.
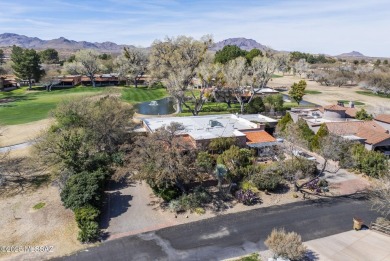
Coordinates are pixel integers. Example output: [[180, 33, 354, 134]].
[[0, 86, 168, 125]]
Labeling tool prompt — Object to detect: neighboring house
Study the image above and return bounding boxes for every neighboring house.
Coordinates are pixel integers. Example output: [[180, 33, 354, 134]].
[[289, 103, 390, 154], [325, 121, 390, 153], [81, 74, 120, 86], [53, 75, 82, 87], [290, 103, 358, 133], [142, 114, 279, 154], [0, 75, 18, 90], [374, 114, 390, 132]]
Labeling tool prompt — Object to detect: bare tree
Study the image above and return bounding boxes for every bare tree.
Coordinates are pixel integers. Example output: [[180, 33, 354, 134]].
[[148, 35, 212, 114], [223, 56, 247, 113], [369, 176, 390, 218], [114, 47, 148, 87], [64, 49, 102, 87], [294, 59, 309, 78]]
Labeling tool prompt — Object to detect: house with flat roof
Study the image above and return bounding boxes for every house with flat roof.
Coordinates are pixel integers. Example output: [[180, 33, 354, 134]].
[[81, 74, 120, 86], [53, 75, 82, 87], [142, 114, 279, 153]]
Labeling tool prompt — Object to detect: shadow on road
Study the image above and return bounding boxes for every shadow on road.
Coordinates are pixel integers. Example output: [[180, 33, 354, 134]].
[[100, 180, 135, 232]]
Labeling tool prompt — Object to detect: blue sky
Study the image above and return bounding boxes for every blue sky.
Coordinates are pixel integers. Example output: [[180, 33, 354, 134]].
[[1, 0, 390, 57]]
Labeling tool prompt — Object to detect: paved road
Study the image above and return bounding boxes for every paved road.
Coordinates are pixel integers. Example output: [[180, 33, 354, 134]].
[[54, 196, 378, 261]]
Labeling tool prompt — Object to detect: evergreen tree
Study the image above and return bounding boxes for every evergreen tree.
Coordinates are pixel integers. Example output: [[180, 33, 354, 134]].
[[289, 80, 307, 105], [214, 45, 248, 64], [355, 108, 373, 120], [11, 46, 45, 89]]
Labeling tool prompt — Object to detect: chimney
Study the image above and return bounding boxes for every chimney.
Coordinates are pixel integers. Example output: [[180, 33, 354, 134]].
[[349, 101, 355, 108]]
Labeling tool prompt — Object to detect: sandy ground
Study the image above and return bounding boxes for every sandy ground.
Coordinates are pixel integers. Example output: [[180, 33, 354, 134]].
[[0, 119, 52, 147], [0, 185, 88, 261], [269, 75, 390, 114]]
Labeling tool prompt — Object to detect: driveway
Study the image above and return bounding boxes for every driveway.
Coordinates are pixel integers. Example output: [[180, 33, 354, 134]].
[[305, 230, 390, 261], [100, 181, 179, 240]]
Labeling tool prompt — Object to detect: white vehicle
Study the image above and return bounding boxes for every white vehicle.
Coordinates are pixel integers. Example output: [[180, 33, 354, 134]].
[[292, 150, 316, 161]]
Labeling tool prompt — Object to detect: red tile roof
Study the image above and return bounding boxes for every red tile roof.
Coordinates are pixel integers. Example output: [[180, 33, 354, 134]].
[[345, 108, 358, 118], [324, 104, 347, 111], [375, 114, 390, 124], [243, 131, 276, 144], [325, 121, 390, 145]]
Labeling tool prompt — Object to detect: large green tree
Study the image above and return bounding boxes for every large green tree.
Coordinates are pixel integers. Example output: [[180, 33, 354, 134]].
[[289, 80, 307, 105], [11, 46, 45, 89], [214, 45, 248, 64], [39, 48, 59, 64]]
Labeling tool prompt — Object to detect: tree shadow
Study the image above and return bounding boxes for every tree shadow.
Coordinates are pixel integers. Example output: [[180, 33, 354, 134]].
[[100, 180, 134, 230], [304, 250, 320, 261]]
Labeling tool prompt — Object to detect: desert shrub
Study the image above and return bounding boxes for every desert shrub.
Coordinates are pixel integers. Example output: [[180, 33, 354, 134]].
[[251, 165, 283, 191], [75, 205, 101, 243], [156, 186, 181, 202], [235, 253, 261, 261], [265, 228, 306, 260], [235, 189, 257, 205], [77, 220, 100, 243], [282, 159, 317, 181], [240, 180, 259, 192], [170, 187, 212, 212], [168, 199, 183, 213], [352, 144, 388, 178], [194, 207, 206, 215]]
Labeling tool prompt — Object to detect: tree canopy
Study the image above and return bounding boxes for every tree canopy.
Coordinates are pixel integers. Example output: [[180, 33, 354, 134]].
[[11, 46, 45, 89], [289, 80, 307, 104], [39, 48, 59, 64]]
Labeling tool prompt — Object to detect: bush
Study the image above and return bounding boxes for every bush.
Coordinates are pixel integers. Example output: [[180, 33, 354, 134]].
[[235, 189, 257, 205], [240, 180, 259, 192], [265, 228, 306, 260], [169, 187, 212, 212], [75, 205, 101, 243], [77, 220, 100, 243], [159, 187, 181, 202], [245, 97, 265, 114], [60, 169, 106, 210], [251, 165, 283, 191]]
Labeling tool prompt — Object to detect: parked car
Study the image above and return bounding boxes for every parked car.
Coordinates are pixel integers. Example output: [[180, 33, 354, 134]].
[[292, 150, 316, 161]]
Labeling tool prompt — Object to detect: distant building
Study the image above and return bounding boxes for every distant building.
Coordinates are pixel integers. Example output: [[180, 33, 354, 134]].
[[81, 74, 120, 86], [0, 75, 18, 90], [53, 75, 82, 87]]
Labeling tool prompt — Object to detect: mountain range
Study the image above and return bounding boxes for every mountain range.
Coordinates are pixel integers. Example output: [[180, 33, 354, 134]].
[[336, 51, 366, 58], [0, 33, 370, 58], [210, 37, 270, 52], [0, 33, 134, 52]]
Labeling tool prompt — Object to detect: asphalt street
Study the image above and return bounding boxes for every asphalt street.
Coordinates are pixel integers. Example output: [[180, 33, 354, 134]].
[[53, 196, 378, 261]]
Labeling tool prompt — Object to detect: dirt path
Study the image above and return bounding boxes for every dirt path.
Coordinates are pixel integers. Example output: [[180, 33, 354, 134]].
[[269, 75, 390, 114], [0, 119, 52, 147]]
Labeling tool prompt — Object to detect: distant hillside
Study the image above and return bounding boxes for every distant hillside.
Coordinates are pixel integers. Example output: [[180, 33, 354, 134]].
[[210, 37, 271, 52], [337, 51, 366, 58], [0, 33, 134, 53]]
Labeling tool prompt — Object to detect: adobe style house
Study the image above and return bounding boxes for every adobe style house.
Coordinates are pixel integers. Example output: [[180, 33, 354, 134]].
[[142, 114, 279, 155], [0, 75, 18, 90], [81, 74, 120, 86], [53, 75, 82, 87]]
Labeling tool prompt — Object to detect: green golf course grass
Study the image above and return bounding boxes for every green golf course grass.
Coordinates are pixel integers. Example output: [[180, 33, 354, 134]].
[[0, 85, 168, 125]]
